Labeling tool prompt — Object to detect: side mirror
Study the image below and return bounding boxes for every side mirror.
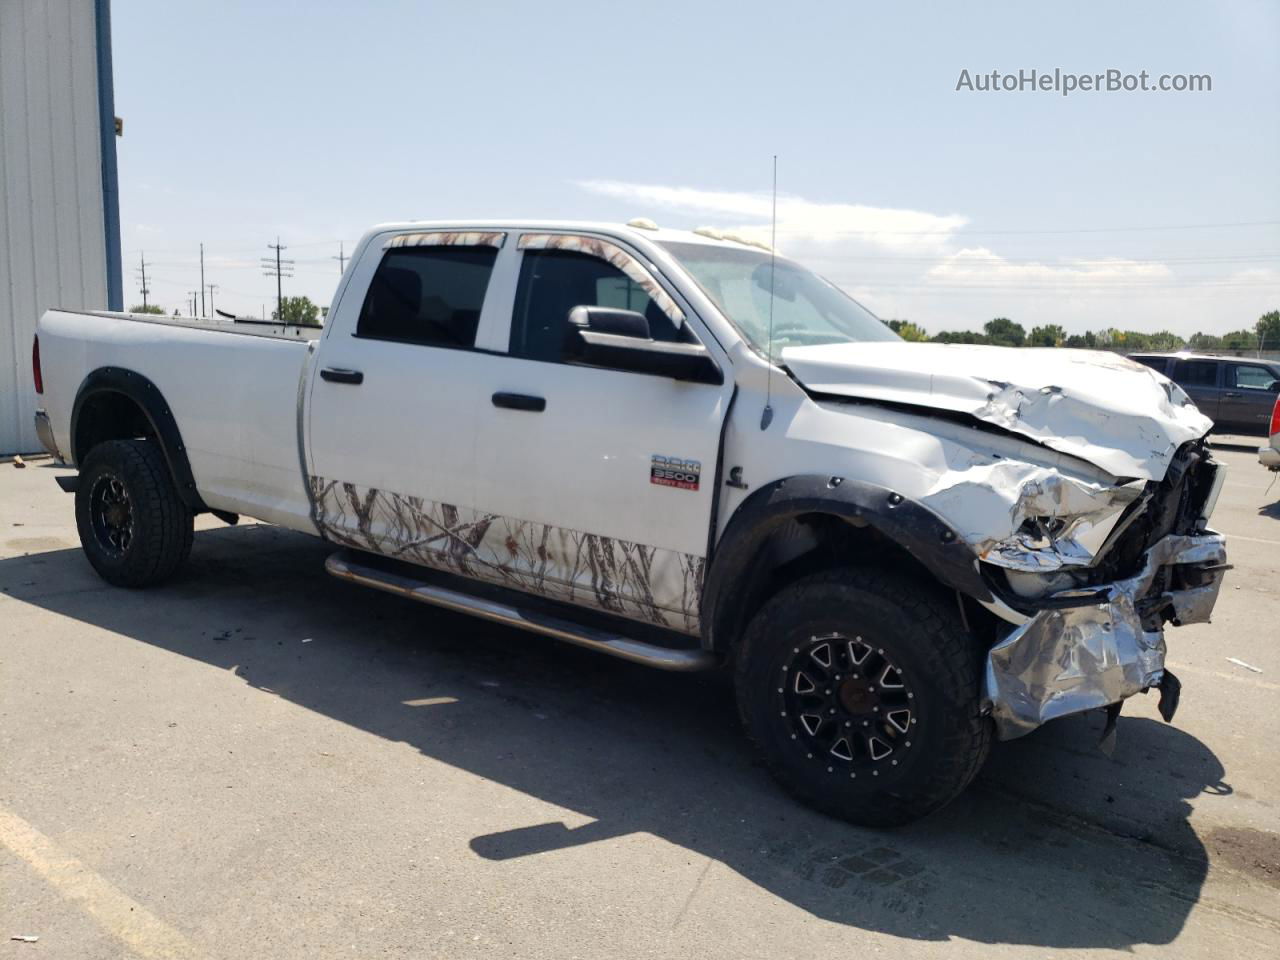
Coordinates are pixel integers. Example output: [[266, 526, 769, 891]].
[[566, 305, 723, 385], [568, 305, 650, 339]]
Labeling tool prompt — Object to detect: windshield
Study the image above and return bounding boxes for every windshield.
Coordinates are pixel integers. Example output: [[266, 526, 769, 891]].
[[659, 241, 899, 354]]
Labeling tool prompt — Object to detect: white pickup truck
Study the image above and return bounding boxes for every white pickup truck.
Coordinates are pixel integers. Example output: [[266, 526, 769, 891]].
[[32, 220, 1228, 825]]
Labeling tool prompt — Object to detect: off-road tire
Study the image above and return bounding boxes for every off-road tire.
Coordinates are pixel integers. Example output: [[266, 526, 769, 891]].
[[735, 567, 991, 827], [75, 439, 194, 587]]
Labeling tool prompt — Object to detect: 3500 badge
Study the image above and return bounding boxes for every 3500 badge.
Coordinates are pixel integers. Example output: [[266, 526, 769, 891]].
[[650, 455, 701, 491]]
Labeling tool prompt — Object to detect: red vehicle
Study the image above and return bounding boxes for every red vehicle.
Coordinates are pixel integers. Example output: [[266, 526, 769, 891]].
[[1261, 393, 1280, 470]]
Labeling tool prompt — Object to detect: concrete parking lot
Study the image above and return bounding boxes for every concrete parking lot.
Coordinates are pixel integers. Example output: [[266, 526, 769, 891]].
[[1, 445, 1277, 959]]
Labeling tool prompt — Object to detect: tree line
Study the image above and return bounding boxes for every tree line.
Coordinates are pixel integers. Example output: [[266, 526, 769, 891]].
[[886, 309, 1280, 352]]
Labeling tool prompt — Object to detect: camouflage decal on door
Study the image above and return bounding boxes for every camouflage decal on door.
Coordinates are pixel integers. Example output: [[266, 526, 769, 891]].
[[310, 476, 703, 634]]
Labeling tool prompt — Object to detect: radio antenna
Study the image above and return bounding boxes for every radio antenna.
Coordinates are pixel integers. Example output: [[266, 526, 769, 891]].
[[760, 154, 777, 431]]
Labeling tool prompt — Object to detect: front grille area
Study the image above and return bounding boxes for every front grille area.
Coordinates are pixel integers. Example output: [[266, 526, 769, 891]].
[[1092, 440, 1217, 585]]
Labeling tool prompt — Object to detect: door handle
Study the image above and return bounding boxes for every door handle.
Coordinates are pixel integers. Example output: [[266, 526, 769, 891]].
[[1224, 391, 1241, 398], [492, 391, 545, 412], [320, 367, 364, 385]]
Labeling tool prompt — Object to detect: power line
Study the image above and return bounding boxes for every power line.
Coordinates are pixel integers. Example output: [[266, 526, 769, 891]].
[[332, 241, 347, 275], [797, 253, 1280, 266], [830, 277, 1280, 290], [769, 218, 1280, 237], [115, 217, 1280, 265], [261, 238, 294, 323], [122, 237, 344, 258]]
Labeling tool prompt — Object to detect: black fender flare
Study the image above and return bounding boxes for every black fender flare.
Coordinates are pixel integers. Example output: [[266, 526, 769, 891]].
[[70, 367, 208, 512], [699, 474, 991, 651]]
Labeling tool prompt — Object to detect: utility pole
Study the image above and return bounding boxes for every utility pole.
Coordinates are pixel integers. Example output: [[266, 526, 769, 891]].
[[261, 238, 294, 323], [135, 253, 152, 309], [199, 243, 206, 315], [206, 283, 218, 316], [332, 241, 347, 275], [188, 290, 200, 317]]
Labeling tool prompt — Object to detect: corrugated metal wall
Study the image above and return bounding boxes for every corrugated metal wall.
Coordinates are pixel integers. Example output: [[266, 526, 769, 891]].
[[1, 0, 111, 454]]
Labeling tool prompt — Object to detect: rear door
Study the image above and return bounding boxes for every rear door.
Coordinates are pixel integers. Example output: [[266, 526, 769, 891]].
[[1170, 358, 1223, 423], [306, 231, 508, 564], [1220, 361, 1280, 434], [471, 232, 733, 633]]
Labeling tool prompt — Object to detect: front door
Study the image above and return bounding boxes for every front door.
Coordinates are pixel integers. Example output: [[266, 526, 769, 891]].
[[472, 233, 733, 633], [1220, 361, 1280, 434]]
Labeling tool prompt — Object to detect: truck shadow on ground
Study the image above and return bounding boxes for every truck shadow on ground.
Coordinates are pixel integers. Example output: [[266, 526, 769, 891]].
[[1, 523, 1226, 949]]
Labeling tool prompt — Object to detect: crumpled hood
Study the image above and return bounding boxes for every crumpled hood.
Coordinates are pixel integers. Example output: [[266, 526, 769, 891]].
[[782, 341, 1212, 479]]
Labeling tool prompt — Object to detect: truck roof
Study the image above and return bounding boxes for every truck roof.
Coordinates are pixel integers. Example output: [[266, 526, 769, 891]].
[[363, 219, 769, 252]]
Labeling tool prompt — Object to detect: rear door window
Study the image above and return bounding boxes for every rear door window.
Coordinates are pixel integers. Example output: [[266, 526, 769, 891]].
[[1133, 356, 1170, 374], [1172, 359, 1220, 388], [357, 246, 499, 348]]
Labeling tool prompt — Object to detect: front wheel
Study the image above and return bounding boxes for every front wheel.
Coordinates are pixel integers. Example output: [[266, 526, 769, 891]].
[[75, 439, 194, 587], [735, 567, 991, 827]]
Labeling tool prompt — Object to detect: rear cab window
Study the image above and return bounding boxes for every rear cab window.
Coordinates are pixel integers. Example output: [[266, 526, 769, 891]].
[[357, 237, 502, 348]]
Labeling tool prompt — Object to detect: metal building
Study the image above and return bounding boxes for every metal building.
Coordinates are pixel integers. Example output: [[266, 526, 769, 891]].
[[1, 0, 121, 455]]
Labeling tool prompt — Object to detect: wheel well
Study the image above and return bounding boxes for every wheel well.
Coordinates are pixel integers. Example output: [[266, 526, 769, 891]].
[[74, 391, 155, 464], [710, 511, 995, 654], [70, 370, 207, 513]]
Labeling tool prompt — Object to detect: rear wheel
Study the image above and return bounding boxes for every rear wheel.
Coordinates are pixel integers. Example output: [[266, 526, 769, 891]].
[[735, 567, 991, 827], [75, 439, 193, 587]]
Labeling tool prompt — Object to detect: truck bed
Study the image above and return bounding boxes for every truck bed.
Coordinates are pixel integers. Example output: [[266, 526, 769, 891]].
[[37, 308, 320, 533], [74, 310, 324, 340]]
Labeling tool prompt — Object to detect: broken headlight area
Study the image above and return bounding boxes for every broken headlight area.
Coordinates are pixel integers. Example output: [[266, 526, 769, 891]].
[[980, 479, 1144, 582], [980, 441, 1224, 602]]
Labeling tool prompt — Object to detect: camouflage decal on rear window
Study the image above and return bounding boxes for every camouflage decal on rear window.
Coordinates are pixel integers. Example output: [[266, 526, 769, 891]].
[[384, 231, 506, 249]]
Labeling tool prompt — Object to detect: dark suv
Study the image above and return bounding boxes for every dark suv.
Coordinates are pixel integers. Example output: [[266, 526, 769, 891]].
[[1130, 353, 1280, 435]]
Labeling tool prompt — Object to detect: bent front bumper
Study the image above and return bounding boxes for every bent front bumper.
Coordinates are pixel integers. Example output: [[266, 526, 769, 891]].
[[983, 532, 1228, 739]]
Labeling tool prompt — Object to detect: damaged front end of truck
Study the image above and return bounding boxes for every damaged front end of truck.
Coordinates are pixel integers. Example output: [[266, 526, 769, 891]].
[[782, 341, 1230, 744], [977, 440, 1228, 743]]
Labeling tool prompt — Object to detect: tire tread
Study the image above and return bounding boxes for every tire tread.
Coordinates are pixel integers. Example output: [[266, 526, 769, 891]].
[[734, 566, 991, 826], [75, 439, 193, 587]]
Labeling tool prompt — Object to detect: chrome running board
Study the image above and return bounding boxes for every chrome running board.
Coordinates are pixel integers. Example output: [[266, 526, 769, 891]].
[[325, 549, 718, 672]]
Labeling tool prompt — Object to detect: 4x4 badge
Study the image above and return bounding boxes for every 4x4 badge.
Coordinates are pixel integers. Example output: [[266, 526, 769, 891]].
[[650, 455, 701, 491]]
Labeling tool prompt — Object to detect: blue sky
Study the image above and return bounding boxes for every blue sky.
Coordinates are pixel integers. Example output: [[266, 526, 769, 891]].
[[113, 0, 1279, 335]]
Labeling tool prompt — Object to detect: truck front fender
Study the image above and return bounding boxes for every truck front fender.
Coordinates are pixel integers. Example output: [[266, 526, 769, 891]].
[[70, 366, 208, 512], [700, 475, 991, 652]]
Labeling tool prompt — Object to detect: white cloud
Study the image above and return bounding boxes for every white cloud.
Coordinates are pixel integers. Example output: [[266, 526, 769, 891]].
[[925, 247, 1174, 288], [1223, 267, 1280, 285], [574, 180, 1279, 336], [577, 179, 967, 251]]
